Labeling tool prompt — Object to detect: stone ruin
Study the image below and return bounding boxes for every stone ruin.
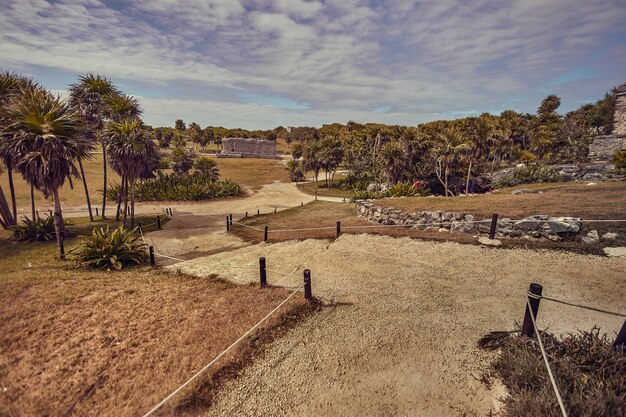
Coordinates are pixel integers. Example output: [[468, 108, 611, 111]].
[[588, 83, 626, 161], [217, 137, 279, 159]]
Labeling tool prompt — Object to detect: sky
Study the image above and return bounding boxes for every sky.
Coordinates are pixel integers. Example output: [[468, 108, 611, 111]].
[[1, 0, 625, 129]]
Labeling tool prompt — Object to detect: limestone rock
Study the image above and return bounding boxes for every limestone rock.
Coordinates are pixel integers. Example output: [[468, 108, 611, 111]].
[[603, 247, 626, 257], [582, 230, 599, 244], [602, 232, 618, 240], [511, 189, 536, 195], [478, 237, 502, 247]]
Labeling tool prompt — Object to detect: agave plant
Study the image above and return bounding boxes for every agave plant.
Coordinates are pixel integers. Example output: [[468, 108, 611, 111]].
[[71, 225, 147, 270], [386, 182, 430, 197], [11, 215, 56, 242]]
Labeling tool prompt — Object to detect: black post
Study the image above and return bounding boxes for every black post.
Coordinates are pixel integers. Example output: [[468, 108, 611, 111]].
[[521, 283, 543, 337], [614, 320, 626, 349], [274, 207, 277, 213], [95, 207, 99, 216], [304, 269, 312, 300], [245, 211, 248, 218], [149, 246, 155, 267], [489, 213, 499, 239], [138, 222, 142, 233], [259, 257, 267, 288], [257, 209, 260, 215], [157, 215, 161, 229], [301, 202, 303, 206], [169, 208, 173, 217], [229, 213, 233, 226], [226, 216, 230, 232], [336, 221, 341, 238], [49, 209, 53, 217], [264, 225, 268, 242]]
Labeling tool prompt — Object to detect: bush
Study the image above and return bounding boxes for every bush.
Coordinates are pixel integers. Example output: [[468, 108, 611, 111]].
[[351, 190, 383, 201], [193, 157, 219, 180], [386, 182, 430, 197], [612, 149, 626, 169], [286, 159, 305, 182], [158, 157, 171, 170], [11, 215, 56, 242], [494, 165, 562, 188], [172, 146, 193, 173], [107, 171, 242, 201], [72, 225, 146, 270], [482, 327, 625, 417]]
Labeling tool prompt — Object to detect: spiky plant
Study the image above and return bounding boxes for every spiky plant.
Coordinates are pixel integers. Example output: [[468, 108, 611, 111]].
[[72, 225, 146, 270], [11, 215, 56, 242]]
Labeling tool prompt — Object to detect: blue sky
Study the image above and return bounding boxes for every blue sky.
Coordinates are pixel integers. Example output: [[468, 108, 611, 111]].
[[1, 0, 625, 129]]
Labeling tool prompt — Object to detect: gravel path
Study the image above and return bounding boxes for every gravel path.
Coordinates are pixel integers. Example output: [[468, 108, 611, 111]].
[[171, 234, 626, 416]]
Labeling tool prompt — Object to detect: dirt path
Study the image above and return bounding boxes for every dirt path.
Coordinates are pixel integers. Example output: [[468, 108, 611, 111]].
[[169, 235, 625, 416]]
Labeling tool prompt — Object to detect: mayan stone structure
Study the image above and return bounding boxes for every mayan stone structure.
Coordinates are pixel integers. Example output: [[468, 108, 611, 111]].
[[217, 138, 279, 159], [588, 83, 626, 162]]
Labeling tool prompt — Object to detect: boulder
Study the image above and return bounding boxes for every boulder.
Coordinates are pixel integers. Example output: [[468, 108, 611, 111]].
[[582, 230, 599, 244], [603, 247, 626, 257], [602, 232, 618, 240], [511, 189, 536, 195], [514, 215, 550, 231], [478, 237, 502, 247]]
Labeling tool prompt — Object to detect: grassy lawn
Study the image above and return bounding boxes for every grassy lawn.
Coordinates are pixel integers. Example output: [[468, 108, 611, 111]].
[[297, 180, 355, 199], [231, 198, 624, 254], [0, 218, 310, 416], [206, 155, 290, 191]]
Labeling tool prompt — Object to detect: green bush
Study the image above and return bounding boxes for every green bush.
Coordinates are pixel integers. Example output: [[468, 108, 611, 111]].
[[386, 182, 430, 197], [612, 149, 626, 169], [158, 157, 171, 169], [286, 159, 305, 182], [108, 171, 242, 201], [494, 165, 562, 188], [193, 157, 219, 180], [172, 146, 193, 173], [11, 215, 56, 242], [71, 225, 146, 270], [351, 189, 383, 201]]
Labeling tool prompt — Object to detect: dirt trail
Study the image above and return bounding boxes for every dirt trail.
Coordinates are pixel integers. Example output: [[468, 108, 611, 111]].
[[170, 235, 625, 417]]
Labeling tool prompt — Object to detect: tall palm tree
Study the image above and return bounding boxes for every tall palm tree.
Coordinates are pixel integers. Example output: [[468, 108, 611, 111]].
[[1, 87, 91, 258], [432, 127, 469, 197], [465, 115, 497, 194], [0, 71, 35, 224], [104, 118, 156, 227], [104, 93, 141, 122], [69, 74, 119, 219]]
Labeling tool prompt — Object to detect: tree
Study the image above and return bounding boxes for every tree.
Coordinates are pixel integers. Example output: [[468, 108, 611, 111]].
[[104, 118, 156, 227], [319, 136, 344, 187], [193, 157, 219, 180], [2, 87, 91, 258], [302, 139, 323, 186], [175, 119, 186, 131], [172, 146, 193, 173], [188, 122, 203, 148], [531, 94, 562, 161], [432, 127, 469, 197], [104, 93, 141, 122], [465, 115, 497, 193], [69, 73, 119, 219]]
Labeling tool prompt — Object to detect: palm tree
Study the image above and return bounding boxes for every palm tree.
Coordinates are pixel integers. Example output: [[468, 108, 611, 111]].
[[465, 115, 497, 194], [104, 93, 141, 122], [69, 74, 119, 220], [104, 118, 156, 227], [432, 127, 469, 197], [1, 87, 91, 258]]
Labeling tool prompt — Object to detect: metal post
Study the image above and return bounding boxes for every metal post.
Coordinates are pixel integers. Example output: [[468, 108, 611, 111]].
[[259, 257, 267, 288], [149, 246, 155, 267], [304, 269, 312, 300], [138, 222, 142, 234], [245, 211, 248, 218], [489, 213, 499, 239], [257, 209, 260, 215], [95, 207, 98, 216], [226, 216, 230, 232], [49, 209, 53, 217], [169, 208, 173, 217], [264, 226, 268, 242], [301, 202, 303, 206], [229, 213, 233, 226], [614, 320, 626, 349], [521, 283, 543, 337], [274, 207, 277, 213], [336, 221, 341, 238], [157, 215, 161, 229]]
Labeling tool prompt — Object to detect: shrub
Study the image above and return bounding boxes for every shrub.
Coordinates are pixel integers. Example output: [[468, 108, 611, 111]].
[[158, 157, 171, 170], [172, 146, 193, 173], [351, 189, 383, 201], [481, 327, 625, 417], [494, 165, 562, 188], [386, 182, 430, 197], [612, 149, 626, 169], [11, 215, 56, 242], [193, 157, 219, 180], [108, 172, 242, 201], [286, 159, 305, 182], [72, 225, 146, 270]]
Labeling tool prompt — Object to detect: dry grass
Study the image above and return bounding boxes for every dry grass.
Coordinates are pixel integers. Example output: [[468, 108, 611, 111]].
[[297, 177, 354, 199], [231, 199, 624, 255], [208, 155, 290, 191], [375, 182, 626, 220], [0, 221, 311, 416]]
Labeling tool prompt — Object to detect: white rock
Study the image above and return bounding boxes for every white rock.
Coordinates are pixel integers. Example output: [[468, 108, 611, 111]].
[[478, 237, 502, 247], [603, 247, 626, 257], [582, 230, 599, 244], [586, 182, 596, 186], [602, 232, 618, 240]]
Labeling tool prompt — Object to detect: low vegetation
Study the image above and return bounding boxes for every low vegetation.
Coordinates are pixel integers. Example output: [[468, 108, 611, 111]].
[[11, 215, 57, 242], [108, 172, 242, 201], [71, 225, 146, 270], [481, 328, 625, 417], [493, 165, 562, 188]]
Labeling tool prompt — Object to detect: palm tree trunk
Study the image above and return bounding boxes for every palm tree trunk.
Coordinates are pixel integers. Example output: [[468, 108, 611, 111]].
[[51, 187, 65, 259], [101, 142, 107, 219], [0, 185, 15, 228], [130, 180, 135, 228], [7, 161, 17, 223], [122, 177, 129, 227], [465, 159, 473, 195], [78, 159, 94, 221], [444, 164, 450, 197], [115, 175, 125, 221], [30, 184, 36, 220]]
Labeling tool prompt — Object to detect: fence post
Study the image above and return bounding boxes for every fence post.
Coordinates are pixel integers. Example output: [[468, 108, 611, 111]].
[[304, 269, 312, 300], [257, 209, 260, 215], [259, 257, 267, 288], [489, 213, 499, 239], [157, 215, 161, 229], [95, 207, 98, 216], [274, 207, 277, 213], [264, 226, 268, 242], [169, 208, 173, 217], [301, 202, 303, 206], [245, 211, 248, 218], [138, 222, 142, 233], [614, 320, 626, 349], [336, 221, 341, 238], [49, 209, 53, 217], [149, 246, 155, 267], [229, 213, 233, 226], [226, 216, 230, 232], [521, 283, 543, 337]]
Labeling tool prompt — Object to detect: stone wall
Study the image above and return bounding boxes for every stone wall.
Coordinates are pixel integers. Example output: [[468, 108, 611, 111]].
[[588, 135, 626, 162], [218, 138, 279, 159], [613, 84, 626, 135], [355, 200, 582, 242]]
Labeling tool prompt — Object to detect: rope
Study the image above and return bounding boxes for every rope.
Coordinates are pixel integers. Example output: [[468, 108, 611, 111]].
[[231, 222, 264, 231], [142, 284, 304, 417], [526, 299, 569, 417], [527, 292, 626, 317], [270, 226, 336, 233]]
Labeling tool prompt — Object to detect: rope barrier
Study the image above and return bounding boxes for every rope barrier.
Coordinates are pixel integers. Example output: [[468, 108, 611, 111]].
[[231, 222, 264, 232], [527, 292, 626, 318], [526, 299, 569, 417], [142, 283, 305, 417]]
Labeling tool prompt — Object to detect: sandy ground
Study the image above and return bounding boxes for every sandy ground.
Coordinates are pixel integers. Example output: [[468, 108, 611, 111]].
[[167, 235, 626, 417]]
